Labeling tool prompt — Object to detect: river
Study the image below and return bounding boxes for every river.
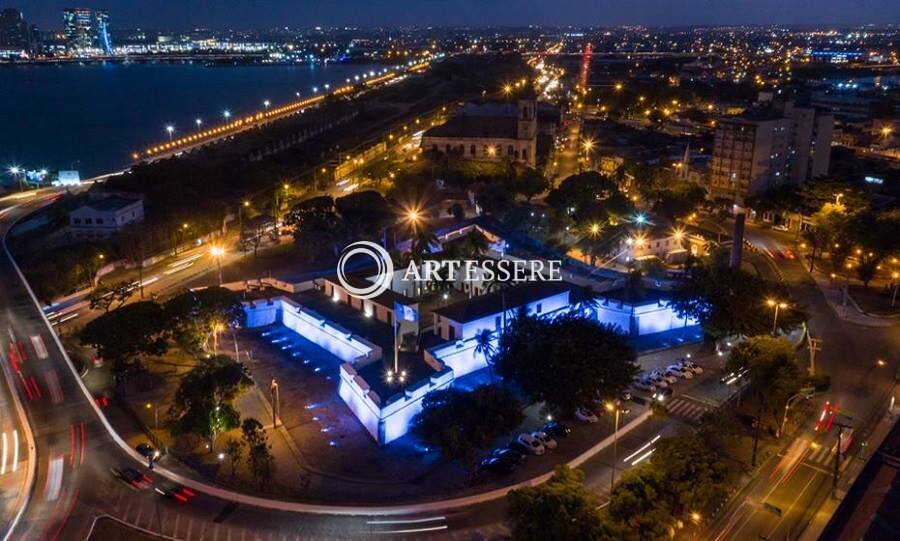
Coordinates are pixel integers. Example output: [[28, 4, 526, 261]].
[[0, 61, 383, 182]]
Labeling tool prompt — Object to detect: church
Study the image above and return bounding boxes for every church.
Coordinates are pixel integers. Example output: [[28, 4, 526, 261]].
[[421, 94, 541, 166]]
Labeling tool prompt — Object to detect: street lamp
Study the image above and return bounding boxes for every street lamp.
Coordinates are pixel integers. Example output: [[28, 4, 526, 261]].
[[145, 402, 158, 430], [605, 401, 628, 492], [766, 299, 788, 335], [166, 125, 175, 141], [210, 245, 225, 284], [263, 100, 270, 110], [223, 110, 231, 120]]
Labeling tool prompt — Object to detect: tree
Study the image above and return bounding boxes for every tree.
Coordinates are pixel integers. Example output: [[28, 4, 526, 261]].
[[606, 466, 674, 541], [516, 167, 551, 202], [223, 437, 244, 477], [88, 280, 135, 313], [473, 329, 497, 380], [669, 261, 804, 341], [475, 182, 515, 216], [412, 385, 523, 471], [79, 301, 169, 387], [494, 312, 640, 416], [241, 418, 273, 488], [164, 287, 243, 354], [508, 466, 611, 541], [727, 336, 802, 464], [650, 435, 728, 515], [459, 230, 491, 259], [284, 195, 347, 260], [168, 355, 253, 451]]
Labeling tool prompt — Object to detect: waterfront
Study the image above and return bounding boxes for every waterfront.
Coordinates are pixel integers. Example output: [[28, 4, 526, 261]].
[[0, 61, 382, 180]]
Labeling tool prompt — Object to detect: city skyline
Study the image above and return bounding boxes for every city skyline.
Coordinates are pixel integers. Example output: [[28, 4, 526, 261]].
[[15, 0, 900, 30]]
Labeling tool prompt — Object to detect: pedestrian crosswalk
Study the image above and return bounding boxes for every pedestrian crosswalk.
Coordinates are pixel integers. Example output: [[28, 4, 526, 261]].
[[665, 398, 712, 424]]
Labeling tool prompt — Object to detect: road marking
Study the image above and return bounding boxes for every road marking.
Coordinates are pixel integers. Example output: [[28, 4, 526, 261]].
[[367, 516, 446, 525], [134, 503, 144, 528], [765, 469, 821, 539], [371, 525, 449, 535], [123, 497, 135, 522], [173, 513, 181, 537], [186, 518, 193, 540]]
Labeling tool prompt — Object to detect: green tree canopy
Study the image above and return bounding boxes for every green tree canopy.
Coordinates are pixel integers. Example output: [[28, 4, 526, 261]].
[[164, 287, 243, 353], [508, 466, 612, 541], [669, 261, 805, 341], [168, 355, 253, 450], [494, 312, 639, 416], [412, 385, 523, 469], [80, 301, 169, 363]]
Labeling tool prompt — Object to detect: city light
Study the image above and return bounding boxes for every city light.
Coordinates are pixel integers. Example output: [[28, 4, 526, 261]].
[[223, 110, 231, 119]]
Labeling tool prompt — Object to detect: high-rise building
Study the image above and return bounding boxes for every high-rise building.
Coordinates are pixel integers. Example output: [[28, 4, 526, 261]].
[[708, 101, 833, 203], [63, 7, 112, 53], [0, 8, 33, 54]]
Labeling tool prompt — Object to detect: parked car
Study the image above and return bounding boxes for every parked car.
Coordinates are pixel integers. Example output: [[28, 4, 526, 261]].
[[666, 365, 694, 379], [532, 431, 558, 450], [492, 447, 527, 463], [542, 421, 571, 439], [647, 373, 670, 388], [478, 456, 518, 475], [663, 368, 686, 382], [112, 467, 153, 489], [652, 387, 673, 401], [575, 408, 599, 424], [633, 379, 657, 393], [653, 370, 678, 385], [516, 433, 546, 455], [773, 224, 789, 232], [678, 359, 704, 374]]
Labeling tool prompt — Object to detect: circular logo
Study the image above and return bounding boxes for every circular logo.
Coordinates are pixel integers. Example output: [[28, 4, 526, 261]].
[[336, 241, 394, 300]]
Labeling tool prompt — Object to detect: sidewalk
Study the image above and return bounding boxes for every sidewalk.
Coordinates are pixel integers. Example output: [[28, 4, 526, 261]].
[[809, 269, 895, 328]]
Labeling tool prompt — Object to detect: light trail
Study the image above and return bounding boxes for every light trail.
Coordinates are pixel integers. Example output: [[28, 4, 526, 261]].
[[367, 516, 446, 525], [622, 434, 661, 463]]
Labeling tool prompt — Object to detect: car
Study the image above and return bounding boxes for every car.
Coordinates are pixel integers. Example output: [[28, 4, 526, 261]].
[[782, 249, 795, 259], [621, 390, 632, 402], [647, 373, 670, 387], [575, 408, 599, 424], [666, 365, 694, 379], [136, 443, 159, 460], [652, 387, 673, 402], [492, 447, 526, 463], [663, 368, 686, 382], [721, 367, 749, 385], [516, 433, 546, 455], [542, 421, 571, 439], [678, 359, 704, 374], [478, 456, 518, 475], [653, 370, 678, 385], [155, 483, 196, 503], [532, 431, 558, 450], [773, 224, 789, 232], [633, 379, 657, 393], [112, 467, 153, 489]]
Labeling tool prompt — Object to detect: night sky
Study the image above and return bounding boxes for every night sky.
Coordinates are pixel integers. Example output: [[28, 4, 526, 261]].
[[16, 0, 900, 30]]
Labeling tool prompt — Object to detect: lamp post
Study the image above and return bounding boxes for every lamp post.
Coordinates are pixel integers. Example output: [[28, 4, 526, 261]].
[[270, 378, 280, 429], [766, 299, 788, 335], [778, 387, 815, 438], [238, 200, 249, 254], [166, 125, 174, 141], [145, 402, 158, 430], [605, 401, 627, 492], [210, 246, 225, 284], [891, 272, 899, 308]]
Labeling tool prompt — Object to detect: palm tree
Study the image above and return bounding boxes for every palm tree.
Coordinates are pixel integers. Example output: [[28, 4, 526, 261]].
[[473, 328, 497, 381], [575, 284, 600, 318], [461, 230, 491, 259]]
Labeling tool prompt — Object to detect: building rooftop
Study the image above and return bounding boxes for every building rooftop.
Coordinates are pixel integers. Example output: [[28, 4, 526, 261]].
[[78, 195, 141, 212], [423, 115, 519, 140], [597, 286, 671, 306], [433, 280, 572, 324]]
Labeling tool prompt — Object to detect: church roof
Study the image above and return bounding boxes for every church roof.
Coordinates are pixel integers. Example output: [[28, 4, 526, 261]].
[[423, 115, 520, 140]]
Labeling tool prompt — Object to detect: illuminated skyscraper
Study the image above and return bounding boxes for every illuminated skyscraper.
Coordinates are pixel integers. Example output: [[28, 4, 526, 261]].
[[0, 8, 32, 54], [62, 7, 112, 54]]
